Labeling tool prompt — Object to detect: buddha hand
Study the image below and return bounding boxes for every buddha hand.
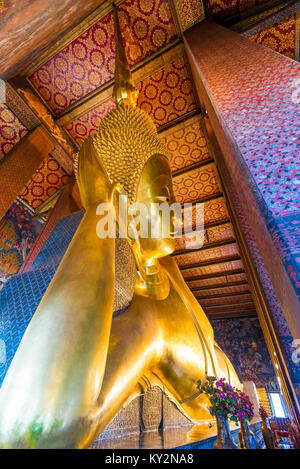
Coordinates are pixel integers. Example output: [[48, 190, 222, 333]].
[[75, 136, 112, 208]]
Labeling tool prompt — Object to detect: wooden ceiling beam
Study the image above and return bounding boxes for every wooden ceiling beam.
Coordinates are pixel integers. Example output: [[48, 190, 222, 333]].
[[182, 218, 231, 235], [0, 0, 114, 80], [220, 0, 289, 26], [173, 239, 236, 257], [201, 299, 254, 308], [172, 157, 214, 178], [189, 280, 248, 291], [208, 311, 257, 319], [205, 304, 256, 312], [184, 268, 245, 282], [228, 1, 294, 33], [195, 290, 251, 300], [180, 254, 241, 271], [157, 109, 201, 134], [179, 192, 224, 208]]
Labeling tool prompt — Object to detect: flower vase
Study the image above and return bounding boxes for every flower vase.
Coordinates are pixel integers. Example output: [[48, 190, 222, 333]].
[[213, 413, 238, 449], [238, 419, 258, 449]]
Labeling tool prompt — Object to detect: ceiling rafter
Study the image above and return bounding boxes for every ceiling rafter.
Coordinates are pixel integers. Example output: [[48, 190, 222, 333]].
[[179, 192, 224, 208], [207, 311, 257, 319], [185, 269, 245, 282], [200, 299, 254, 308], [180, 254, 241, 271], [173, 239, 236, 257], [222, 0, 294, 28], [189, 280, 248, 291], [157, 109, 201, 134], [182, 218, 231, 235], [172, 157, 214, 178], [21, 0, 127, 77], [195, 290, 251, 300]]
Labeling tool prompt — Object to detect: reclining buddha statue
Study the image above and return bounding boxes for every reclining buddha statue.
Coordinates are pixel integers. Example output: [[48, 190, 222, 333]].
[[0, 7, 241, 449]]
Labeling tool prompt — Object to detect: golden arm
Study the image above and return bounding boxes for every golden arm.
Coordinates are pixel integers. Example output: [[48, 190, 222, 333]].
[[0, 140, 116, 449]]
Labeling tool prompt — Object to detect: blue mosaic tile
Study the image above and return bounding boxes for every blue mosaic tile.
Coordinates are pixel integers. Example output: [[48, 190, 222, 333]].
[[0, 210, 84, 386]]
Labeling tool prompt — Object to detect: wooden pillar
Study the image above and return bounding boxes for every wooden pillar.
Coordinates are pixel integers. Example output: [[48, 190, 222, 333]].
[[183, 20, 300, 421]]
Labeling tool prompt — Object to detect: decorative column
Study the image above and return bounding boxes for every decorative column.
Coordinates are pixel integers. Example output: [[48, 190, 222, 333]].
[[183, 21, 300, 421]]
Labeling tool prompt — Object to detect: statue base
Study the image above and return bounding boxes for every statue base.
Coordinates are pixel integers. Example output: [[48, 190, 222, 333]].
[[90, 386, 193, 447], [90, 389, 265, 449]]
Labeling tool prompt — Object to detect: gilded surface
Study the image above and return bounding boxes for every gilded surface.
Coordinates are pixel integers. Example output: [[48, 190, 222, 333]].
[[0, 6, 241, 448]]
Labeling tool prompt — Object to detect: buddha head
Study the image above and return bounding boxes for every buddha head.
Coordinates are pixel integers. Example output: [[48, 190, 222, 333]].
[[75, 102, 178, 299], [76, 102, 175, 302], [75, 5, 179, 298]]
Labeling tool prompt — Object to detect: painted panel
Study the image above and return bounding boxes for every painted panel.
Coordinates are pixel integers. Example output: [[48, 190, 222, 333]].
[[211, 317, 276, 387]]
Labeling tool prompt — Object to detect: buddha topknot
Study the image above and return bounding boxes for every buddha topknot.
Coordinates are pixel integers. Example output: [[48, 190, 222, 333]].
[[75, 103, 169, 203]]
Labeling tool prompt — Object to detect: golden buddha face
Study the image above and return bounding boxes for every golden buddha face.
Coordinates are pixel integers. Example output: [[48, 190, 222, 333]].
[[133, 154, 177, 261]]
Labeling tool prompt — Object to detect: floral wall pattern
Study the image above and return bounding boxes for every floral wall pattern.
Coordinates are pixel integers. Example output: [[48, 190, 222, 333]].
[[173, 163, 219, 204], [136, 56, 197, 127], [249, 14, 296, 60], [0, 104, 28, 161], [162, 117, 210, 173], [28, 0, 178, 114], [19, 154, 70, 210]]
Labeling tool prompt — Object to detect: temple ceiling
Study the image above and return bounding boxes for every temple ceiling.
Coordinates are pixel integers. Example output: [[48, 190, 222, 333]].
[[0, 0, 299, 320]]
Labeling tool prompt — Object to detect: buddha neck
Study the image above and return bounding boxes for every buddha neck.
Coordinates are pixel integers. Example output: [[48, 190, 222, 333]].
[[134, 257, 170, 300]]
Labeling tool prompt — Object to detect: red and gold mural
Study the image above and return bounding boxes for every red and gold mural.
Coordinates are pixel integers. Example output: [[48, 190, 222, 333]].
[[173, 0, 205, 31], [0, 200, 42, 287], [211, 317, 276, 387], [65, 55, 197, 146], [206, 223, 234, 243], [182, 197, 228, 233]]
